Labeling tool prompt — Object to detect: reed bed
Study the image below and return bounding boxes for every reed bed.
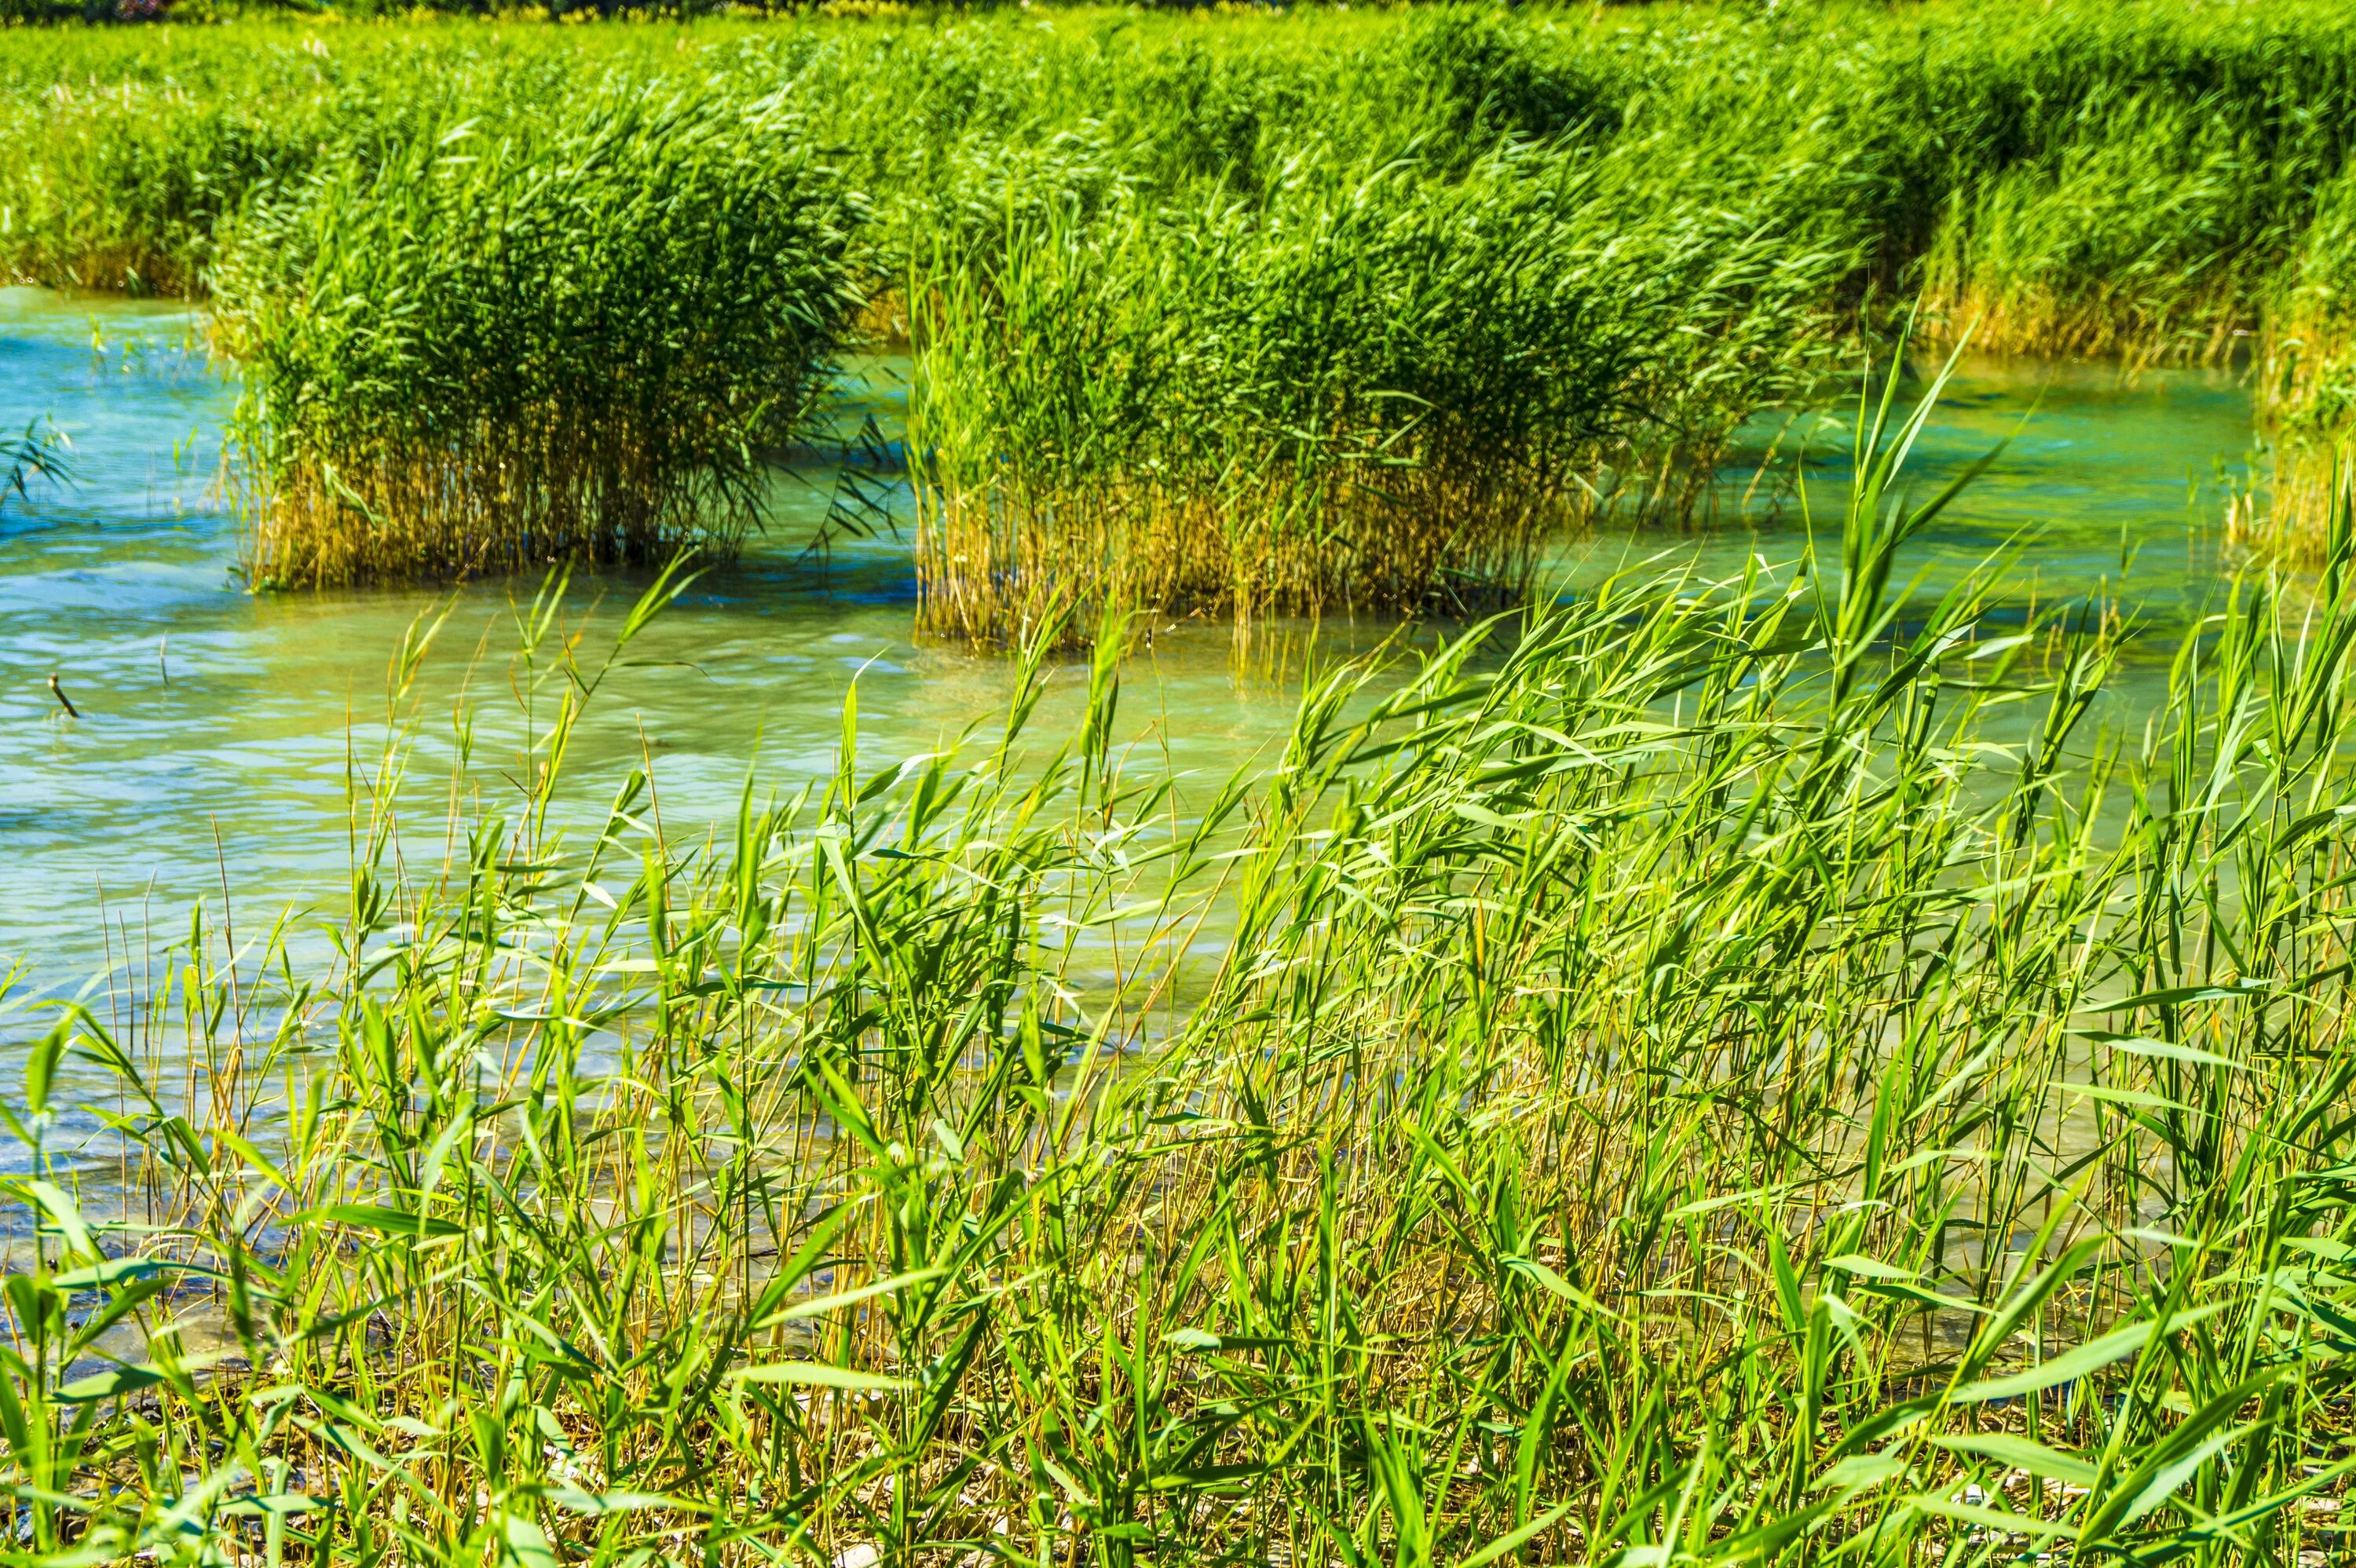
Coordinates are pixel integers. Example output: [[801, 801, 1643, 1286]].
[[16, 9, 2356, 1559], [207, 84, 862, 586], [0, 27, 581, 296], [907, 143, 1849, 643], [31, 2, 2356, 593], [2253, 168, 2356, 557], [11, 378, 2356, 1564]]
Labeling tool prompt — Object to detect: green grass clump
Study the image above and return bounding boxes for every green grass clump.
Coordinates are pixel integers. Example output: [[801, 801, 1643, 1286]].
[[910, 142, 1849, 643], [2255, 167, 2356, 553], [1885, 5, 2356, 355], [209, 84, 862, 586], [20, 382, 2356, 1563], [0, 68, 322, 296], [1915, 108, 2290, 364]]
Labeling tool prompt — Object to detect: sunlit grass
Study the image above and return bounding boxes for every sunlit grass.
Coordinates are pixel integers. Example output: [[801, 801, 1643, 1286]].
[[906, 141, 1847, 642], [10, 368, 2356, 1565]]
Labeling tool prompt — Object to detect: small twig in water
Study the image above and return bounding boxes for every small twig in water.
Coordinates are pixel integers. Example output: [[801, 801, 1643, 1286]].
[[48, 674, 79, 719]]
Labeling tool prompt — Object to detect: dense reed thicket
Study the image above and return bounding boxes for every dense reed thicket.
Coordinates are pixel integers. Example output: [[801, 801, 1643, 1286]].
[[908, 144, 1848, 639], [19, 380, 2356, 1565], [13, 1, 2356, 583], [207, 86, 861, 585]]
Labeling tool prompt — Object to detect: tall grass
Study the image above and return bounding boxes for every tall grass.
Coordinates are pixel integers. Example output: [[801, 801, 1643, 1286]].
[[909, 142, 1850, 643], [209, 83, 862, 586], [20, 2, 2356, 577], [1, 418, 71, 511], [2255, 166, 2356, 552], [15, 375, 2356, 1563], [0, 26, 582, 296]]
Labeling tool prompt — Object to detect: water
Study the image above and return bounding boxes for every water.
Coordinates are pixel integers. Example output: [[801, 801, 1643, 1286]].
[[0, 287, 2263, 997], [1571, 354, 2252, 629]]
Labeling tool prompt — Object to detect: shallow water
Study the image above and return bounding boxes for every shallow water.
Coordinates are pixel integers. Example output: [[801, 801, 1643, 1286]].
[[1584, 354, 2253, 629], [0, 287, 2262, 1001]]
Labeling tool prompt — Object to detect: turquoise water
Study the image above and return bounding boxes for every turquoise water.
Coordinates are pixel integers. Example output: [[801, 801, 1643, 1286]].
[[0, 287, 2262, 992], [1575, 354, 2251, 625]]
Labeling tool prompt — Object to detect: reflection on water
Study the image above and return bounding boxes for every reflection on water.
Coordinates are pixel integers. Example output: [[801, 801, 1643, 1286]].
[[0, 287, 2263, 999]]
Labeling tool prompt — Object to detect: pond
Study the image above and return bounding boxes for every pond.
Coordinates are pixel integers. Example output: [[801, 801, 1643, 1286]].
[[0, 286, 2262, 994]]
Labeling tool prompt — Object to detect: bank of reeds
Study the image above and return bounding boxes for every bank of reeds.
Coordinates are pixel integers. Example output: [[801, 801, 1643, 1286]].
[[0, 26, 601, 296], [208, 85, 862, 586], [909, 144, 1849, 642], [25, 2, 2356, 578], [17, 378, 2356, 1563]]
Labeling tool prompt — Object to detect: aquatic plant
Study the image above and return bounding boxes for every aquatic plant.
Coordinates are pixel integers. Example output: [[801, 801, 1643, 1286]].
[[909, 142, 1850, 642], [0, 416, 72, 514], [13, 374, 2356, 1563], [0, 29, 465, 296], [209, 83, 863, 586], [20, 1, 2356, 577], [2251, 166, 2356, 555], [1913, 109, 2291, 364]]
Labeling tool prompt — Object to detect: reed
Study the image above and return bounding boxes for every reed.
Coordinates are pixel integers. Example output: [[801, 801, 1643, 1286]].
[[209, 83, 863, 586], [1890, 3, 2356, 358], [0, 418, 71, 512], [24, 2, 2356, 575], [1913, 118, 2282, 365], [0, 24, 517, 295], [2251, 167, 2356, 556], [16, 375, 2356, 1564], [909, 143, 1849, 642]]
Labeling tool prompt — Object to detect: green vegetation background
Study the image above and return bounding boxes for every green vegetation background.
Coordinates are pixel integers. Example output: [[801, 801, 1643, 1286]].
[[13, 1, 2356, 607]]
